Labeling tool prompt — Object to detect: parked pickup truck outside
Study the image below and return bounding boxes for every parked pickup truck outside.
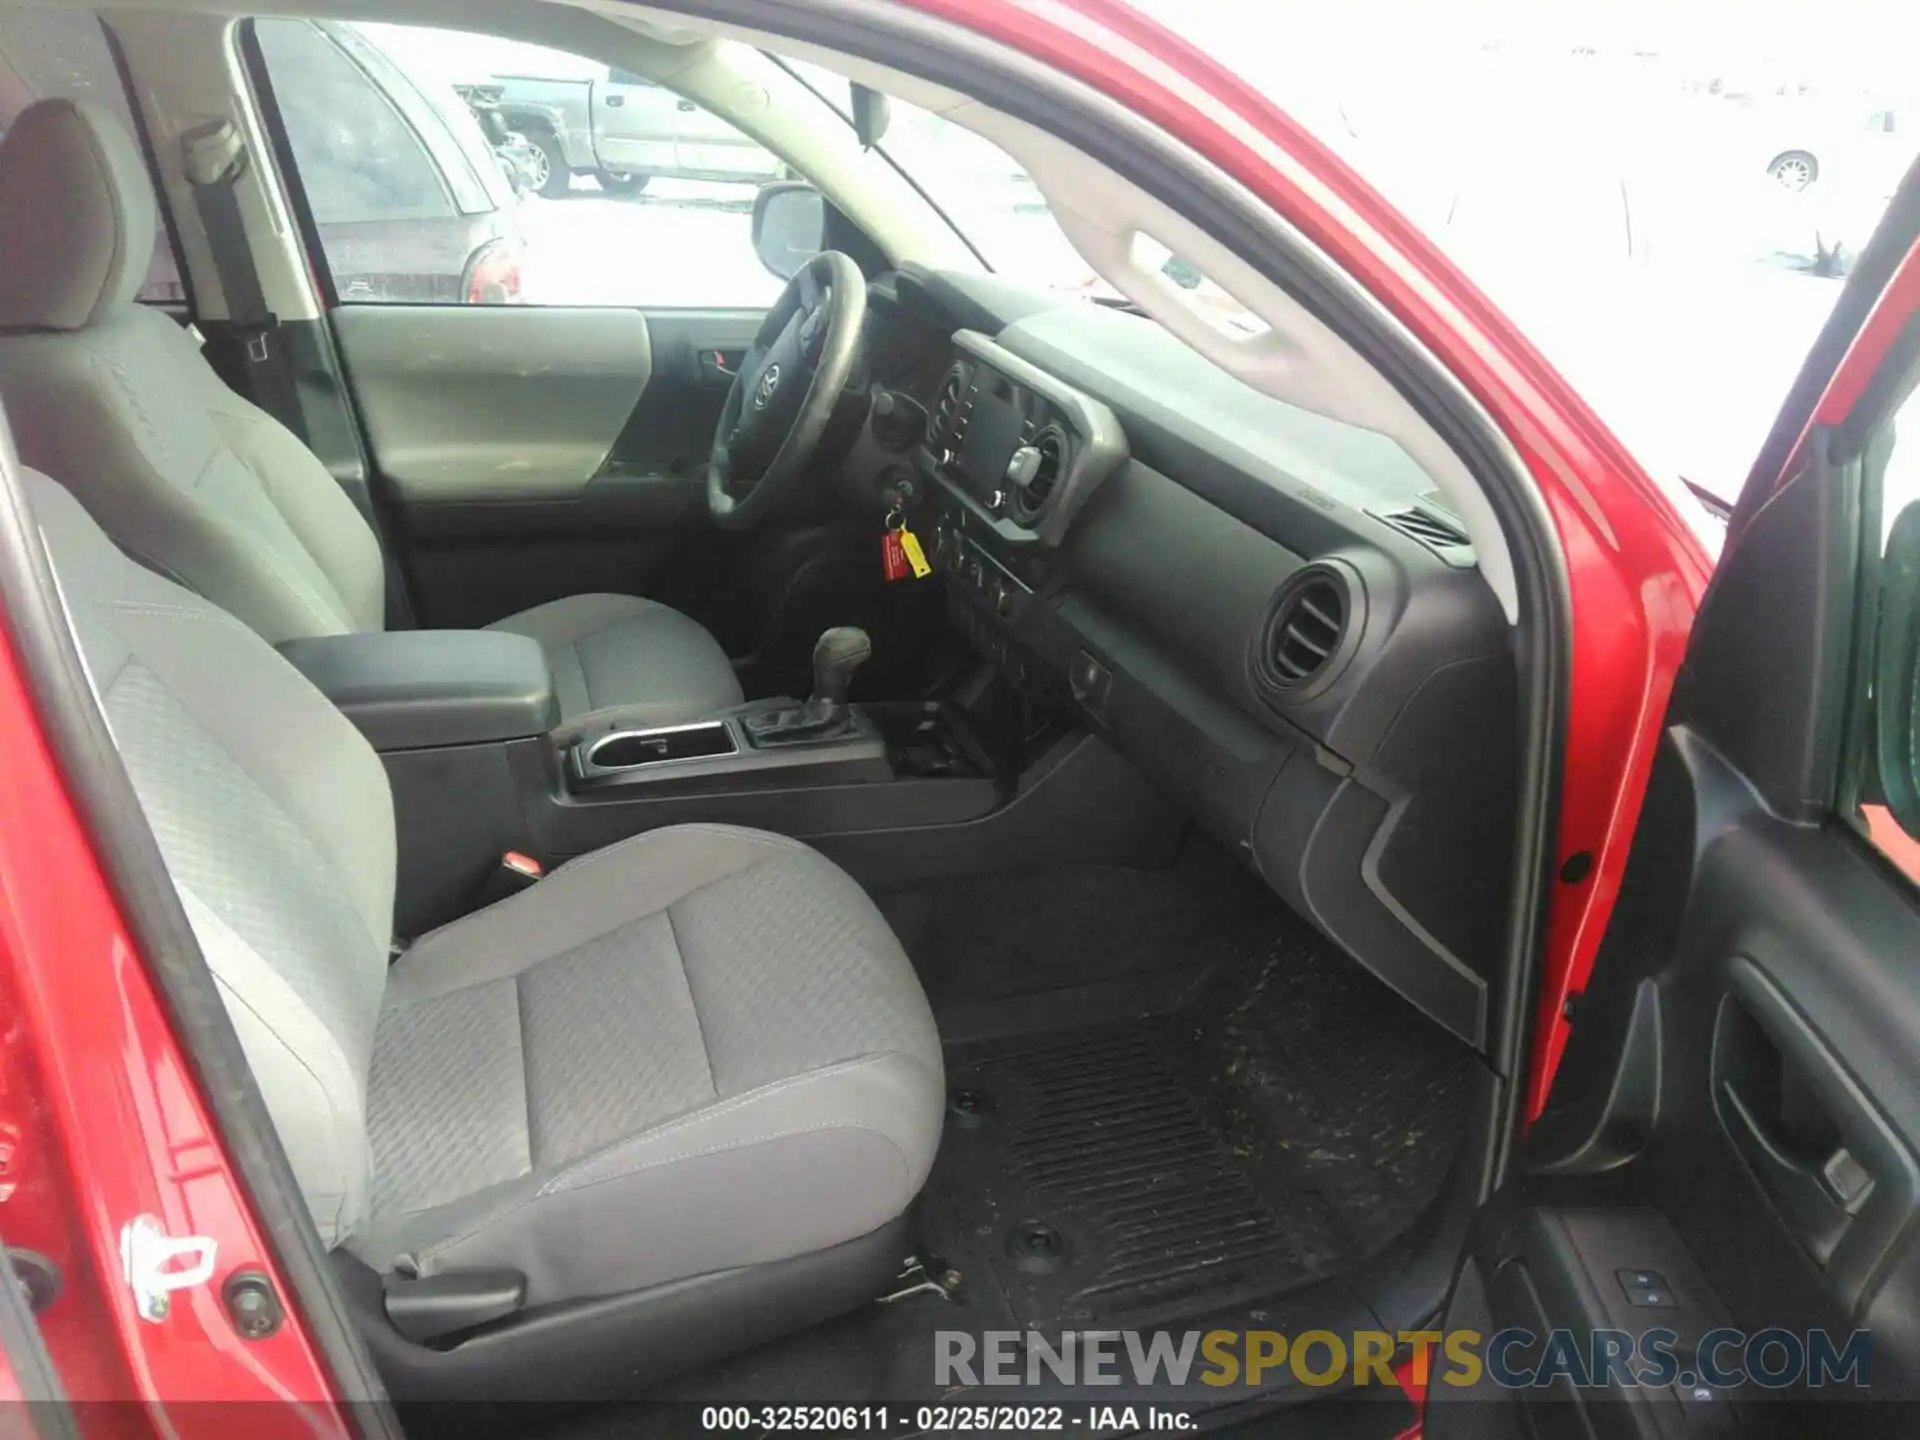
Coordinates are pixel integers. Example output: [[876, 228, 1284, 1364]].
[[487, 64, 786, 198]]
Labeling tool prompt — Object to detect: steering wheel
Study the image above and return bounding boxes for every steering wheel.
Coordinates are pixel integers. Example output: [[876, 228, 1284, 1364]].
[[707, 250, 868, 529]]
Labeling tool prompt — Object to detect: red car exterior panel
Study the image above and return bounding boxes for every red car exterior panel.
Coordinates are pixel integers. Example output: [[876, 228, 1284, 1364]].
[[0, 619, 352, 1427]]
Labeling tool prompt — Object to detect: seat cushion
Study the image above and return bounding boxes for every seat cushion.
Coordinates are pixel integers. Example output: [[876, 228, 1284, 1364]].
[[487, 593, 743, 725], [348, 824, 943, 1306]]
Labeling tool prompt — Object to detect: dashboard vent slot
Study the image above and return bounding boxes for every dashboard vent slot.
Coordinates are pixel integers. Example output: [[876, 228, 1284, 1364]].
[[1028, 426, 1065, 506], [1011, 424, 1067, 523], [1378, 505, 1471, 551], [1263, 570, 1349, 691], [929, 364, 971, 449]]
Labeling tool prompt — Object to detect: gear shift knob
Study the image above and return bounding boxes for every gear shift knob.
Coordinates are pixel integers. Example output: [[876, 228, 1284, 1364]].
[[811, 627, 872, 707]]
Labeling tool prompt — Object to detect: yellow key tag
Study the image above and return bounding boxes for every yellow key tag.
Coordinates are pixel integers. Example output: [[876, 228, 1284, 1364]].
[[899, 527, 932, 579]]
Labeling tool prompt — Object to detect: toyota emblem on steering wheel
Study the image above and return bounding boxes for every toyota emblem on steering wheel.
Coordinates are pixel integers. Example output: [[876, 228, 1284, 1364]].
[[753, 364, 782, 410]]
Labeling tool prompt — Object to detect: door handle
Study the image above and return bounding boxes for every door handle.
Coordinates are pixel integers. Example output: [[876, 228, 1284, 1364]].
[[1712, 956, 1920, 1311], [604, 94, 625, 108], [676, 99, 697, 113], [1714, 1077, 1856, 1265]]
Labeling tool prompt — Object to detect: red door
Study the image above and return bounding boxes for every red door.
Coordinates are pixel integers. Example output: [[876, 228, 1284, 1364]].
[[1424, 171, 1920, 1436]]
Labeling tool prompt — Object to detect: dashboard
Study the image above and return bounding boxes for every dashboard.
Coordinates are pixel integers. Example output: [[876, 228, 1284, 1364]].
[[922, 330, 1126, 547], [857, 265, 1520, 1054]]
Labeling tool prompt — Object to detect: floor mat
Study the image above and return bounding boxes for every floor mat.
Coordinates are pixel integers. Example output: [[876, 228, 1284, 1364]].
[[644, 846, 1479, 1409], [924, 898, 1477, 1333]]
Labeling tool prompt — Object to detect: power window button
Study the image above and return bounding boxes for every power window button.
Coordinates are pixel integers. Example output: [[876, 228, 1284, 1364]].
[[1673, 1379, 1735, 1429], [1625, 1284, 1678, 1309]]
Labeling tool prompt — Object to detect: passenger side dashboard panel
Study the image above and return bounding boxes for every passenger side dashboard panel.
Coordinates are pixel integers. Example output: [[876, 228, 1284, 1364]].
[[896, 283, 1519, 1051]]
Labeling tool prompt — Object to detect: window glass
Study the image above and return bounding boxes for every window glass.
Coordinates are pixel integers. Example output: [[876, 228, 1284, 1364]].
[[0, 6, 189, 303], [875, 100, 1092, 294], [1126, 0, 1919, 531], [254, 21, 785, 309], [1849, 379, 1920, 885], [253, 20, 455, 226], [785, 62, 1102, 297]]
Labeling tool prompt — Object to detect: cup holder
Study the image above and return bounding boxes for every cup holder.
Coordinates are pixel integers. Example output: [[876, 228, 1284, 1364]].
[[585, 721, 737, 771]]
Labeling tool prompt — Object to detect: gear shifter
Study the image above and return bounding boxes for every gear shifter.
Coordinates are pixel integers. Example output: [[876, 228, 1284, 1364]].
[[811, 626, 871, 715], [745, 627, 872, 744]]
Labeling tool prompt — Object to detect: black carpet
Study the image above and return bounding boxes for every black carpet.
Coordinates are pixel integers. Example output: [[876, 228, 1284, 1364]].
[[922, 879, 1476, 1334]]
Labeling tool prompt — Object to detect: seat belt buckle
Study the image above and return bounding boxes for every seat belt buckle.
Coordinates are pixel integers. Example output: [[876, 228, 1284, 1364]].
[[473, 851, 544, 909]]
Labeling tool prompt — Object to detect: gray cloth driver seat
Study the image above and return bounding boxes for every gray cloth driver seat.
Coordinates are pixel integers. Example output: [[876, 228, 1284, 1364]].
[[0, 97, 742, 726], [20, 466, 942, 1397]]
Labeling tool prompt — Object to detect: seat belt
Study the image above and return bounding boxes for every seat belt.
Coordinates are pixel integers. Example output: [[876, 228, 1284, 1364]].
[[181, 118, 306, 440]]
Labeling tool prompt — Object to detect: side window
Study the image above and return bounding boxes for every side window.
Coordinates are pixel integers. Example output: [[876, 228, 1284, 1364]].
[[250, 21, 785, 309], [1846, 374, 1920, 885], [0, 6, 189, 303]]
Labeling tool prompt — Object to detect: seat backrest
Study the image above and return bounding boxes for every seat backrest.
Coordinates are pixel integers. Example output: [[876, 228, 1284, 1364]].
[[23, 465, 394, 1245], [0, 98, 385, 644]]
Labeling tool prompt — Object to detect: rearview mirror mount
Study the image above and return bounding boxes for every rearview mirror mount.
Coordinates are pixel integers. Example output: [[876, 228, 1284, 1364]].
[[851, 85, 891, 149]]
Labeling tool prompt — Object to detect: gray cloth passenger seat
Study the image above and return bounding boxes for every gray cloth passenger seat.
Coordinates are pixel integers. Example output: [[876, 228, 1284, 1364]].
[[19, 465, 942, 1391], [0, 97, 742, 725]]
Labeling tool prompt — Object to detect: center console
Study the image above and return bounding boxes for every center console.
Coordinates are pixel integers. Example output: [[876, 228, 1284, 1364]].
[[277, 630, 557, 749], [281, 622, 1179, 938]]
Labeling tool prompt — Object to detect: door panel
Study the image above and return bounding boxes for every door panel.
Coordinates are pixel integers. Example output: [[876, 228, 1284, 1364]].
[[1442, 726, 1920, 1436], [329, 303, 776, 633], [599, 309, 761, 479], [1436, 212, 1920, 1436], [332, 305, 654, 502]]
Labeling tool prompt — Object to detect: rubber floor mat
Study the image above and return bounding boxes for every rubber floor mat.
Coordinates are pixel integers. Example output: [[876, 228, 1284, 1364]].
[[926, 911, 1477, 1333]]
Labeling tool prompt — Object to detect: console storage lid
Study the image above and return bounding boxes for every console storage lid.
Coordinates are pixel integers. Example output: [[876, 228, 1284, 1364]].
[[278, 630, 557, 751]]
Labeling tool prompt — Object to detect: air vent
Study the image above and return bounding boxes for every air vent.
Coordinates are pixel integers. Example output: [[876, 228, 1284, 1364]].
[[929, 364, 972, 450], [1028, 426, 1065, 505], [1262, 570, 1350, 692], [1010, 424, 1067, 523], [1378, 505, 1471, 551]]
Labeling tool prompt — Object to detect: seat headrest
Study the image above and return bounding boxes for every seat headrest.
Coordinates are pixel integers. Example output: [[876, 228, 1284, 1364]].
[[0, 98, 159, 332]]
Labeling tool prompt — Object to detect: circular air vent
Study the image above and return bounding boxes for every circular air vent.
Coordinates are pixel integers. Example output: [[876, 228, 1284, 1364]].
[[1010, 424, 1067, 523], [1257, 566, 1358, 697], [928, 364, 972, 450]]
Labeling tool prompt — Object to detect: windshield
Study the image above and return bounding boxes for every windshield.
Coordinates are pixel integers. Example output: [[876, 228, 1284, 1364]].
[[784, 63, 1116, 295], [867, 102, 1110, 293], [1125, 0, 1919, 511]]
